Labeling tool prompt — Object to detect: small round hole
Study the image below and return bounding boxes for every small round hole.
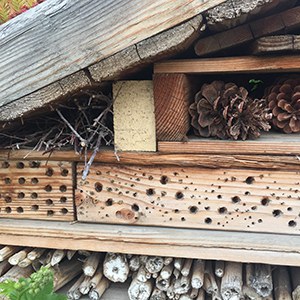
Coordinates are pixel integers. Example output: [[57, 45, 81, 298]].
[[18, 192, 25, 199], [60, 197, 67, 203], [4, 178, 11, 184], [18, 178, 25, 184], [160, 176, 169, 185], [45, 199, 53, 206], [2, 162, 9, 168], [181, 217, 186, 221], [45, 168, 53, 177], [45, 185, 52, 192], [4, 196, 12, 203], [258, 219, 263, 223], [61, 169, 69, 177], [31, 205, 39, 211], [232, 196, 241, 203], [205, 217, 212, 224], [31, 178, 39, 184], [218, 207, 228, 214], [273, 209, 283, 217], [146, 188, 155, 196], [5, 207, 11, 213], [287, 207, 293, 211], [47, 210, 54, 216], [261, 197, 270, 206], [95, 182, 103, 192], [189, 206, 198, 214], [29, 161, 40, 168], [288, 220, 297, 227], [17, 207, 24, 213], [174, 209, 179, 213], [131, 204, 139, 212], [31, 193, 38, 199], [105, 198, 113, 206], [60, 208, 68, 215], [251, 206, 257, 211], [245, 176, 255, 184], [16, 162, 24, 169], [59, 185, 67, 192], [175, 192, 184, 200]]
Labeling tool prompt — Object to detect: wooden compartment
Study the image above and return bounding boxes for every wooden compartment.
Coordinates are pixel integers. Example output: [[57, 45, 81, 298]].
[[76, 163, 300, 234], [0, 160, 74, 221]]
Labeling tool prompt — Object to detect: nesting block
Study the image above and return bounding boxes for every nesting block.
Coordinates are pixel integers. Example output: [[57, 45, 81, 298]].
[[113, 81, 156, 151]]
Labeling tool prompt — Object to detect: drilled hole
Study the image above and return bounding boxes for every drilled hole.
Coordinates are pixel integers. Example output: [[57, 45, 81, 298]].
[[261, 197, 270, 206], [205, 217, 212, 224], [47, 210, 54, 216], [4, 178, 11, 184], [31, 178, 39, 184], [31, 193, 38, 199], [288, 220, 297, 227], [258, 219, 263, 223], [59, 185, 67, 192], [61, 169, 69, 176], [105, 198, 113, 206], [4, 196, 12, 203], [218, 207, 228, 214], [217, 195, 222, 199], [146, 188, 155, 196], [245, 176, 255, 184], [245, 191, 251, 195], [160, 176, 169, 185], [131, 204, 139, 212], [60, 196, 67, 203], [175, 192, 184, 200], [174, 209, 179, 213], [2, 161, 9, 168], [31, 205, 39, 211], [95, 182, 103, 192], [46, 199, 53, 206], [16, 162, 24, 169], [45, 185, 52, 192], [273, 209, 283, 217], [287, 207, 293, 211], [45, 168, 54, 177], [5, 207, 11, 213], [232, 196, 241, 203], [189, 206, 198, 214], [60, 208, 68, 215], [18, 177, 26, 184], [251, 206, 257, 211], [18, 192, 25, 199], [17, 207, 24, 213], [29, 161, 40, 168]]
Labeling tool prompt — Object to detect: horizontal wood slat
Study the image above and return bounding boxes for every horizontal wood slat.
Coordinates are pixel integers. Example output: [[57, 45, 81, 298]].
[[154, 55, 300, 74], [0, 219, 299, 266], [76, 163, 300, 235], [0, 160, 74, 221]]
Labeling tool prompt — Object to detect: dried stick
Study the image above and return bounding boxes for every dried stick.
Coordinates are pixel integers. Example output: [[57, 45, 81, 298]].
[[67, 250, 77, 260], [0, 246, 22, 262], [273, 266, 292, 300], [129, 256, 141, 272], [150, 288, 167, 300], [89, 277, 110, 300], [0, 260, 11, 276], [146, 257, 164, 274], [164, 257, 173, 266], [204, 261, 218, 295], [192, 260, 205, 289], [83, 252, 102, 277], [79, 275, 92, 295], [250, 264, 273, 297], [190, 288, 199, 299], [196, 289, 205, 300], [51, 249, 66, 266], [67, 274, 85, 300], [8, 248, 32, 266], [174, 275, 191, 295], [215, 261, 225, 278], [27, 248, 46, 261], [103, 253, 129, 283], [181, 259, 193, 277], [18, 258, 32, 268], [161, 263, 174, 280], [156, 275, 171, 291], [0, 265, 34, 282], [174, 258, 185, 271], [128, 276, 153, 300], [291, 267, 300, 300], [137, 265, 151, 282]]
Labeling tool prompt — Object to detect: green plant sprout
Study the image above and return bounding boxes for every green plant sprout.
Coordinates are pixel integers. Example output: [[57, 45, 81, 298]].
[[0, 266, 66, 300], [249, 79, 264, 91]]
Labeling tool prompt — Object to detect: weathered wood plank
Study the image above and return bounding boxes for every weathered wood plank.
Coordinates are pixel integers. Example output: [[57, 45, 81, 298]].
[[154, 56, 300, 74], [157, 133, 300, 155], [194, 6, 300, 57], [0, 219, 300, 266], [76, 163, 300, 235], [1, 149, 300, 170], [0, 160, 74, 221], [0, 0, 226, 114], [251, 35, 300, 55]]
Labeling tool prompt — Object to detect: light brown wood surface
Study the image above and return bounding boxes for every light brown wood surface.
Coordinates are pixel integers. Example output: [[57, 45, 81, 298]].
[[0, 0, 226, 113], [154, 55, 300, 74], [0, 219, 300, 266], [0, 160, 74, 221], [76, 163, 300, 234]]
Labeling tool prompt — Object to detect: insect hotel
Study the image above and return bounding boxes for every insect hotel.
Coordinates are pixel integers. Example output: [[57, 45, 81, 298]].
[[0, 0, 300, 299]]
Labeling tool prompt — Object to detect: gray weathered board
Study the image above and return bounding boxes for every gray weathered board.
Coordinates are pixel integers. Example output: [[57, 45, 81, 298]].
[[0, 0, 226, 110], [76, 163, 300, 235]]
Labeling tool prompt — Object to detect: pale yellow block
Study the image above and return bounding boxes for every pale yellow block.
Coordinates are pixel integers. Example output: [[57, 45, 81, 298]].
[[113, 81, 156, 151]]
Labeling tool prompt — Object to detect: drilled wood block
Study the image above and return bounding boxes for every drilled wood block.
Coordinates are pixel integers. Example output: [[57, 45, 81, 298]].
[[0, 160, 74, 221], [76, 163, 300, 234]]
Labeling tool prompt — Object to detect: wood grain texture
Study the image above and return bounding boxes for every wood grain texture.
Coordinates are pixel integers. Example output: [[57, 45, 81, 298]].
[[194, 6, 300, 57], [0, 160, 74, 221], [0, 0, 226, 112], [154, 74, 194, 141], [251, 35, 300, 55], [76, 163, 300, 234], [154, 55, 300, 74], [0, 218, 300, 266], [158, 133, 300, 155], [1, 149, 300, 170]]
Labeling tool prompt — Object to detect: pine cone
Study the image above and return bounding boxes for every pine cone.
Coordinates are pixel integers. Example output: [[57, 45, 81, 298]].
[[189, 81, 272, 140], [265, 78, 300, 133]]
